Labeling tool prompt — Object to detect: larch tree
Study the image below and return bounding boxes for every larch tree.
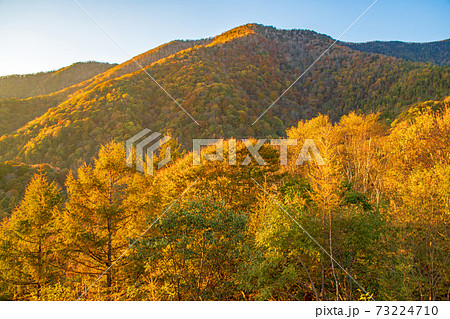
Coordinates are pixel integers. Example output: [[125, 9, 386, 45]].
[[0, 174, 63, 300], [62, 142, 145, 300]]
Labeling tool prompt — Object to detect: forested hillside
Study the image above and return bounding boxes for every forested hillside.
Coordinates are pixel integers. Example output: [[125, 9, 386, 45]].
[[0, 40, 210, 137], [0, 162, 65, 221], [0, 24, 448, 170], [0, 62, 116, 99], [0, 97, 448, 300], [343, 39, 450, 66], [0, 23, 448, 301]]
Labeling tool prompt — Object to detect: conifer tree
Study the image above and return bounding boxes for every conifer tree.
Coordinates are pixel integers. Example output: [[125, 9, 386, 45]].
[[62, 142, 143, 300], [0, 174, 62, 300]]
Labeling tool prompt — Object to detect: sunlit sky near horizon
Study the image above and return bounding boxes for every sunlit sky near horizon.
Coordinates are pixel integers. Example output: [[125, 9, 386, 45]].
[[0, 0, 449, 76]]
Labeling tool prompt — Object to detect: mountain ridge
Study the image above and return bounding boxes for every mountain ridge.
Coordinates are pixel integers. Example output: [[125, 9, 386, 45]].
[[341, 38, 450, 66], [0, 23, 448, 169], [0, 61, 117, 99]]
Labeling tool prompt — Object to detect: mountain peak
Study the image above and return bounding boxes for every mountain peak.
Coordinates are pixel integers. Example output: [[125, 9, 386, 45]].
[[210, 24, 259, 45]]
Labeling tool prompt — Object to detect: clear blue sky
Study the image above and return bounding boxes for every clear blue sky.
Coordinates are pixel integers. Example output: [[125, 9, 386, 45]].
[[0, 0, 449, 76]]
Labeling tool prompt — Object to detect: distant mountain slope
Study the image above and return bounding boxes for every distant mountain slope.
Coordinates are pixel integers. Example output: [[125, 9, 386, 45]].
[[0, 24, 448, 169], [0, 95, 65, 136], [0, 40, 216, 139], [0, 61, 116, 99], [0, 161, 64, 220], [0, 41, 213, 136], [341, 39, 450, 66]]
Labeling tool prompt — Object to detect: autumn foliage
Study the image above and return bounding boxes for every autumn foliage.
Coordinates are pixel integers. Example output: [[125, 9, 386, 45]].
[[0, 97, 448, 300]]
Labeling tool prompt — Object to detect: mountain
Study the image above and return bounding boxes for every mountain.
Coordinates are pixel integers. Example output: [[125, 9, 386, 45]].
[[0, 24, 449, 301], [0, 61, 116, 99], [0, 62, 117, 136], [341, 39, 450, 66], [0, 23, 448, 169], [0, 39, 225, 135]]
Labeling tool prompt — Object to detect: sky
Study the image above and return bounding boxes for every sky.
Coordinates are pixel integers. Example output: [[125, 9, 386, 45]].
[[0, 0, 449, 76]]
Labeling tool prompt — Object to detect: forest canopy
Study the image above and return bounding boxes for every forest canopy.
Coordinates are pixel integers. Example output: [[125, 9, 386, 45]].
[[0, 98, 448, 300]]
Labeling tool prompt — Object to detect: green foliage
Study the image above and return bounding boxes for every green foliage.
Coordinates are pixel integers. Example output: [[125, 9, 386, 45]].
[[131, 198, 247, 300], [341, 181, 372, 211]]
